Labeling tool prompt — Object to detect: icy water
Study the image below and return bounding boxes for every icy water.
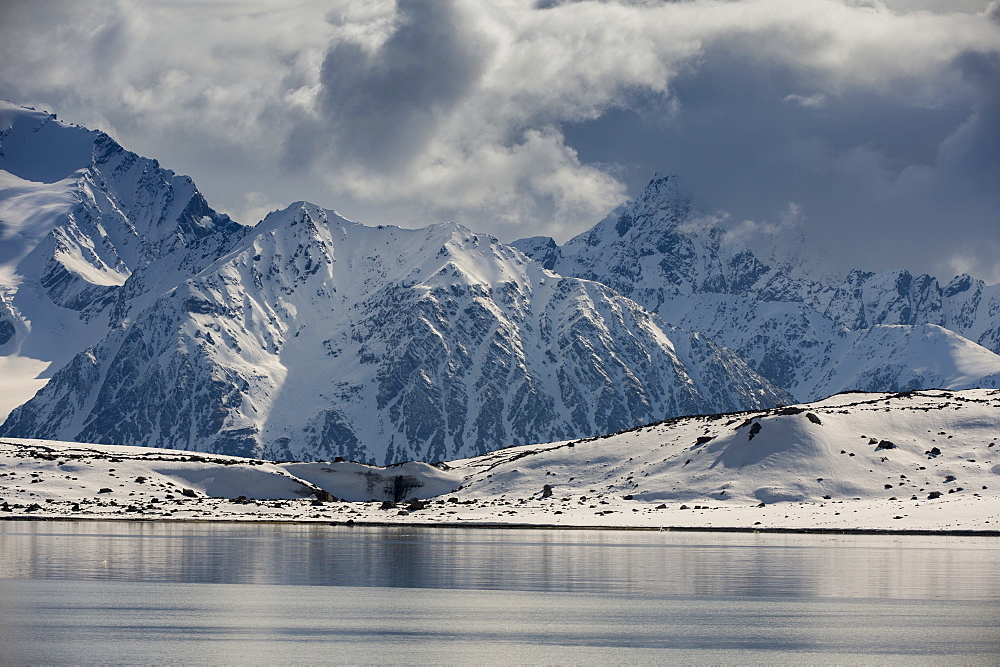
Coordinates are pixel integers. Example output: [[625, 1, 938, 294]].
[[1, 522, 997, 664]]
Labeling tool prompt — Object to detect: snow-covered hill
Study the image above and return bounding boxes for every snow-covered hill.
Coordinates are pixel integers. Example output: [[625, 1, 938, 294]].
[[512, 176, 1000, 400], [1, 202, 787, 463], [2, 389, 997, 531], [455, 388, 1000, 513]]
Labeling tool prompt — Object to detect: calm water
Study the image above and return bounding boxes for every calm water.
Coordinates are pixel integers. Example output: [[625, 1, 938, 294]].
[[1, 522, 998, 663]]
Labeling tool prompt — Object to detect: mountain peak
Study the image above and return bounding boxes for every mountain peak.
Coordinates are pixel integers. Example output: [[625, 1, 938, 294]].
[[509, 236, 559, 270], [586, 174, 692, 243], [638, 173, 681, 203], [0, 103, 245, 384], [944, 273, 976, 297], [258, 201, 359, 234]]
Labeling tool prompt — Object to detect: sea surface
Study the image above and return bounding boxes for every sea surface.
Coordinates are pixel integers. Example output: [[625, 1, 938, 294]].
[[1, 521, 998, 663]]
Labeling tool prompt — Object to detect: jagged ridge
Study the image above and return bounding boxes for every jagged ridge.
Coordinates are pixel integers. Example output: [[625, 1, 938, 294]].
[[2, 203, 788, 463], [512, 176, 1000, 400]]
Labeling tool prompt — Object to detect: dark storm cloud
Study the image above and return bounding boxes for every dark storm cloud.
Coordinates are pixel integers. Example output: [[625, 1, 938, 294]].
[[892, 49, 1000, 279], [563, 27, 1000, 281], [293, 0, 490, 170], [986, 1, 1000, 23], [943, 49, 1000, 188]]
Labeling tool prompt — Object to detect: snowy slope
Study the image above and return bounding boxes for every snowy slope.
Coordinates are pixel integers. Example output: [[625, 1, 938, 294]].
[[512, 176, 1000, 399], [808, 325, 1000, 397], [1, 203, 788, 463], [0, 103, 246, 419], [810, 269, 1000, 355], [0, 438, 462, 506], [453, 388, 1000, 508], [2, 389, 997, 531], [662, 295, 1000, 400]]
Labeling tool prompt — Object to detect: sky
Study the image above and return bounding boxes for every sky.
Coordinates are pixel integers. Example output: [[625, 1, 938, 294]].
[[1, 0, 998, 283]]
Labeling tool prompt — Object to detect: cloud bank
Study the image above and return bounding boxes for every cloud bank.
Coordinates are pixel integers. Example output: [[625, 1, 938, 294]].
[[1, 0, 998, 282]]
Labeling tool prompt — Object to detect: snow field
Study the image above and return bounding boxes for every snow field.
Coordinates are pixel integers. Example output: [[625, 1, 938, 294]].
[[2, 389, 997, 532]]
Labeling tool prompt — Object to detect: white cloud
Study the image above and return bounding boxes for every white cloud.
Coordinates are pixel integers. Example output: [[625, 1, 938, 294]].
[[1, 0, 999, 279], [783, 92, 828, 108]]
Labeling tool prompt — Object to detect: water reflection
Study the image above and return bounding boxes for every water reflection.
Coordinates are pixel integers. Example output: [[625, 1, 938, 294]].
[[1, 521, 998, 600], [4, 576, 996, 664]]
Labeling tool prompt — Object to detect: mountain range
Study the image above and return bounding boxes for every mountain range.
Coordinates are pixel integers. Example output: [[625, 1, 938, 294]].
[[512, 176, 1000, 400], [1, 103, 998, 463]]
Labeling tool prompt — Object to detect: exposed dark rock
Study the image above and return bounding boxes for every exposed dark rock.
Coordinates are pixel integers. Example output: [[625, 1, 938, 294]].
[[0, 320, 15, 346], [379, 474, 423, 502]]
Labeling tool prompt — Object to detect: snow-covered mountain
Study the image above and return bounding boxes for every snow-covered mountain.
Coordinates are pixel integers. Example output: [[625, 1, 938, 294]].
[[512, 176, 1000, 400], [0, 102, 246, 418], [1, 202, 788, 463], [3, 106, 996, 465]]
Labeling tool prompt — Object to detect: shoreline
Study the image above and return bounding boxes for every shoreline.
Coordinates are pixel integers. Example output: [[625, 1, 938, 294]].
[[3, 515, 998, 537], [4, 425, 998, 536]]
